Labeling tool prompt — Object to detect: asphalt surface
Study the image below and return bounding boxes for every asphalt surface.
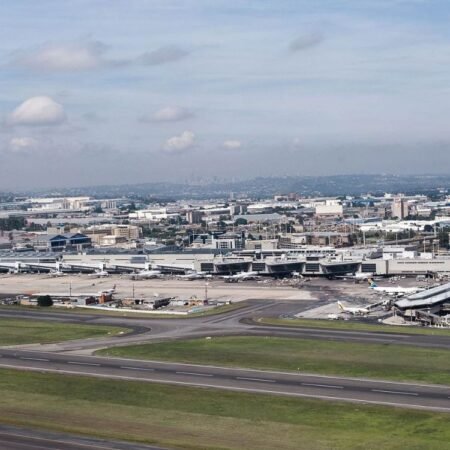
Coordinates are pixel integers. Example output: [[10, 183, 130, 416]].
[[0, 298, 449, 447], [1, 304, 450, 351], [0, 300, 448, 413], [0, 425, 167, 449], [0, 348, 449, 413]]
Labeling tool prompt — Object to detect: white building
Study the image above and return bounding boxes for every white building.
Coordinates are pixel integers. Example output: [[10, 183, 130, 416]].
[[129, 208, 169, 221], [315, 203, 343, 217]]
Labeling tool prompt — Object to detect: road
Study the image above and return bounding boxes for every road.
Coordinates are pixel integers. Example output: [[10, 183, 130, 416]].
[[0, 348, 449, 413], [0, 425, 166, 450], [1, 304, 450, 352]]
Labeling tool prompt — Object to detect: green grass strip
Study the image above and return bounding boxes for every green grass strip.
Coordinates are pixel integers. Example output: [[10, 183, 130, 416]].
[[0, 318, 129, 345], [98, 336, 450, 385], [0, 368, 448, 450]]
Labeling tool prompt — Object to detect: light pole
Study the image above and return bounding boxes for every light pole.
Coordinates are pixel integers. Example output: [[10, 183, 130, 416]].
[[204, 282, 209, 304]]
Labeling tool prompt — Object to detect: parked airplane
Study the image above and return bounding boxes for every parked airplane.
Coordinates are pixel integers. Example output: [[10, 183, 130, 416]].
[[88, 269, 110, 278], [49, 269, 67, 277], [368, 279, 422, 297], [131, 269, 163, 280], [101, 285, 116, 295], [177, 271, 211, 280], [222, 271, 260, 282], [336, 272, 374, 281], [337, 301, 373, 316]]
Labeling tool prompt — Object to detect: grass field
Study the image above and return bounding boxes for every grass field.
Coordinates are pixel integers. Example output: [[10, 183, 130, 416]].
[[98, 336, 450, 385], [0, 369, 448, 450], [0, 319, 129, 345], [255, 317, 450, 336]]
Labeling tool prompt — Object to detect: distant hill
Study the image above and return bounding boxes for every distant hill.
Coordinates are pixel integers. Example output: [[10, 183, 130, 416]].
[[14, 174, 450, 200]]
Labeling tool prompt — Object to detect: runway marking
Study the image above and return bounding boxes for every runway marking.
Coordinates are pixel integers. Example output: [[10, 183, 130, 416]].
[[67, 361, 100, 367], [236, 377, 276, 383], [101, 357, 449, 388], [176, 371, 213, 377], [0, 430, 133, 449], [1, 363, 448, 413], [121, 366, 155, 372], [0, 437, 50, 450], [302, 383, 343, 389], [372, 389, 418, 396], [20, 357, 49, 362]]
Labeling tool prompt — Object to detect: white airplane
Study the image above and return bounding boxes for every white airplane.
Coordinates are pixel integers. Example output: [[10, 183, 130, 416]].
[[222, 271, 260, 282], [100, 285, 116, 295], [49, 269, 67, 277], [337, 301, 373, 316], [88, 269, 110, 278], [131, 269, 163, 280], [368, 279, 422, 297], [177, 271, 211, 281], [337, 272, 374, 281]]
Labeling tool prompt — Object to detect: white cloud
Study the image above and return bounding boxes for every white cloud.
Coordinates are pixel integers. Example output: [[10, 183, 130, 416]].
[[8, 96, 66, 126], [12, 40, 110, 72], [146, 106, 193, 122], [289, 31, 324, 52], [9, 137, 38, 152], [140, 46, 189, 65], [164, 130, 195, 153], [223, 140, 242, 150]]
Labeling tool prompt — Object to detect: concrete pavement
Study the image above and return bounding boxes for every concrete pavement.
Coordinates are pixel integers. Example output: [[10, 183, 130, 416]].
[[1, 303, 450, 353]]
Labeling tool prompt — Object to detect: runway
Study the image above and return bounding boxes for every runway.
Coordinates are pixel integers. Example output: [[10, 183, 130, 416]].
[[0, 425, 166, 450], [0, 349, 449, 412]]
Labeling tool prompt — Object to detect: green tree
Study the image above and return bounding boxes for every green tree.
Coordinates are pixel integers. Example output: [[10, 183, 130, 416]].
[[37, 295, 53, 307], [234, 218, 248, 226], [438, 228, 450, 248], [0, 216, 26, 231]]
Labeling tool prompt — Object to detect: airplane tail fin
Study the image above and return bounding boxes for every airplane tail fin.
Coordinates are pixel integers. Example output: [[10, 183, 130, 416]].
[[337, 301, 344, 311]]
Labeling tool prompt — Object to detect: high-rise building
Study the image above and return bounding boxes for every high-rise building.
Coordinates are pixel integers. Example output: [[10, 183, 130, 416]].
[[391, 197, 409, 219]]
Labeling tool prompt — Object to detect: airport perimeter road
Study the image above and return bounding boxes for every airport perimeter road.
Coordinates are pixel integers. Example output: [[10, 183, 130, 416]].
[[0, 425, 167, 450], [0, 349, 449, 413]]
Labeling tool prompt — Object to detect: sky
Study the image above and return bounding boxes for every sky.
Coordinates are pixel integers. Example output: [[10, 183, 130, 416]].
[[1, 0, 450, 189]]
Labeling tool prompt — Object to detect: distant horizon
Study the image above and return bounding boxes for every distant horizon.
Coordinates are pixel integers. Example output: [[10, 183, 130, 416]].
[[2, 173, 450, 198]]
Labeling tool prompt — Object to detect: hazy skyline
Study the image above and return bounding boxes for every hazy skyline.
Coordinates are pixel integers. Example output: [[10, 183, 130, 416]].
[[1, 1, 450, 189]]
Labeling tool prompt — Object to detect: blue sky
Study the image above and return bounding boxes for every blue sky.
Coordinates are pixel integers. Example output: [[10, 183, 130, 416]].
[[1, 1, 450, 189]]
